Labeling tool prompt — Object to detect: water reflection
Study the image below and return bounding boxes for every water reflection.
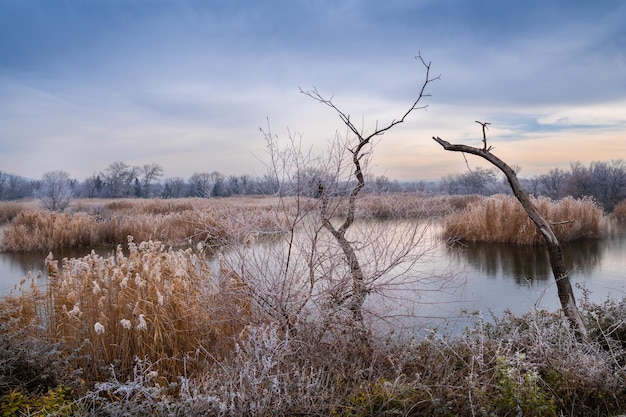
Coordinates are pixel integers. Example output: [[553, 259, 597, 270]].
[[447, 239, 605, 284], [0, 247, 116, 294], [1, 221, 625, 321]]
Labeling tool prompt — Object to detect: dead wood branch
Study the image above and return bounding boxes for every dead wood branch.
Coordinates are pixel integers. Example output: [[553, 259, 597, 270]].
[[432, 134, 587, 340]]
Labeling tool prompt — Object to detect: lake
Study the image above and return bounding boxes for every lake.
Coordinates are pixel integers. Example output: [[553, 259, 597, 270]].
[[1, 220, 624, 332]]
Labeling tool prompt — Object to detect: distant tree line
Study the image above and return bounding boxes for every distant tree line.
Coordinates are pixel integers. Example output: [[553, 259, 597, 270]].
[[1, 159, 625, 212], [0, 160, 436, 202], [440, 160, 626, 211]]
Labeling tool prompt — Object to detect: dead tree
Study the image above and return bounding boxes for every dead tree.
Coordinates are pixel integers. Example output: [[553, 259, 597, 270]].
[[432, 128, 588, 339], [301, 54, 439, 340]]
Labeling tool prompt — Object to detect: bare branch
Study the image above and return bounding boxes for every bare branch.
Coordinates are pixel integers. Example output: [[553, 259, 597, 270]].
[[475, 120, 492, 151], [301, 53, 440, 151], [432, 132, 587, 340]]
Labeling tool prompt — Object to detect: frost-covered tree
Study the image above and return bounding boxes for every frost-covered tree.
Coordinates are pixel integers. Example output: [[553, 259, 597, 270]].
[[139, 163, 164, 198], [37, 170, 73, 212]]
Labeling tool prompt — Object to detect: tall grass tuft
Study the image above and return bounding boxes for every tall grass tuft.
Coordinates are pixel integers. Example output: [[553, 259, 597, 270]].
[[443, 194, 608, 245], [3, 238, 255, 386]]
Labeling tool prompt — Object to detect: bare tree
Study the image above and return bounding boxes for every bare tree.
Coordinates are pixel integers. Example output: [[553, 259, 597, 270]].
[[81, 174, 104, 198], [162, 176, 188, 198], [37, 170, 73, 212], [539, 167, 568, 200], [217, 55, 442, 354], [188, 172, 214, 197], [297, 55, 437, 336], [101, 161, 139, 198], [0, 172, 32, 200], [433, 125, 588, 339], [0, 172, 8, 200], [440, 167, 499, 195], [209, 171, 226, 197], [227, 174, 251, 195], [139, 163, 164, 198]]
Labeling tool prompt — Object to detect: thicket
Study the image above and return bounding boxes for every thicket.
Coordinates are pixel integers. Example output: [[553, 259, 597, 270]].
[[613, 199, 626, 220], [438, 159, 626, 212]]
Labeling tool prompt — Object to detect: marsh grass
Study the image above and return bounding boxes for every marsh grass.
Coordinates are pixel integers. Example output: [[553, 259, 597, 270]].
[[443, 194, 608, 245], [0, 195, 468, 252], [1, 238, 256, 387], [355, 193, 481, 219], [1, 197, 287, 252], [612, 199, 626, 220], [0, 200, 37, 223]]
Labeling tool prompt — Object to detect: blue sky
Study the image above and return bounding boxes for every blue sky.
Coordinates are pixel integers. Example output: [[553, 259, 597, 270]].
[[1, 0, 625, 181]]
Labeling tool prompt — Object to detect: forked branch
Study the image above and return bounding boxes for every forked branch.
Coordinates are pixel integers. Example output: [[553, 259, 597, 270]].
[[300, 54, 438, 339], [302, 53, 439, 232]]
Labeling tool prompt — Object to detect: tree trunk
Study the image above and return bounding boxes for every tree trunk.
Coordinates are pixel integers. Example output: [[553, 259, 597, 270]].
[[432, 136, 587, 339]]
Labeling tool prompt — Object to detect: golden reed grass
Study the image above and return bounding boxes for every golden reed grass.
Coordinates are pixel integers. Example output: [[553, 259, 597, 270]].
[[0, 200, 37, 223], [1, 195, 470, 252], [1, 197, 287, 252], [356, 193, 481, 219], [442, 194, 608, 245], [1, 238, 256, 385]]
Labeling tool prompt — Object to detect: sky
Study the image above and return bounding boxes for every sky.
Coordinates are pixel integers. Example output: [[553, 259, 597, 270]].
[[0, 0, 625, 182]]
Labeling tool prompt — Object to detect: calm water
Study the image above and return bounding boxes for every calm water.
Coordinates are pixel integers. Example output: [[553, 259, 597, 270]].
[[0, 246, 119, 295], [418, 228, 626, 324], [1, 222, 624, 330]]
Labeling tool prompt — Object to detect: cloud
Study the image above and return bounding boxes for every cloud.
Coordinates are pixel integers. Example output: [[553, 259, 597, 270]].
[[0, 0, 625, 181]]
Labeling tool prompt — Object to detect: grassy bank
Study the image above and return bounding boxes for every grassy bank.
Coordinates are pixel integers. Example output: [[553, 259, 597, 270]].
[[442, 194, 609, 245], [0, 195, 478, 252], [0, 197, 286, 252], [1, 241, 625, 415]]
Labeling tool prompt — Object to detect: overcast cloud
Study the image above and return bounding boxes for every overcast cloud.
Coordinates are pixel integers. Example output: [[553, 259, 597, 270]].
[[1, 0, 625, 181]]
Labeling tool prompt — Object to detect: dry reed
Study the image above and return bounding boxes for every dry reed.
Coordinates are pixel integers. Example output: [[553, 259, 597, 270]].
[[612, 199, 626, 220], [357, 193, 481, 219], [303, 193, 480, 220], [442, 194, 608, 245], [1, 238, 256, 386], [1, 197, 287, 252], [2, 236, 626, 414], [0, 200, 37, 223]]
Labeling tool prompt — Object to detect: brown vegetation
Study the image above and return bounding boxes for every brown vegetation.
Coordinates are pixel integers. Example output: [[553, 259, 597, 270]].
[[443, 194, 608, 245], [356, 193, 481, 219], [612, 199, 626, 220], [0, 195, 476, 252], [2, 238, 255, 386], [0, 197, 287, 252], [0, 200, 37, 223]]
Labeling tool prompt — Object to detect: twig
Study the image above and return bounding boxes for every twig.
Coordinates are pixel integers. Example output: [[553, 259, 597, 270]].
[[475, 121, 492, 151]]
